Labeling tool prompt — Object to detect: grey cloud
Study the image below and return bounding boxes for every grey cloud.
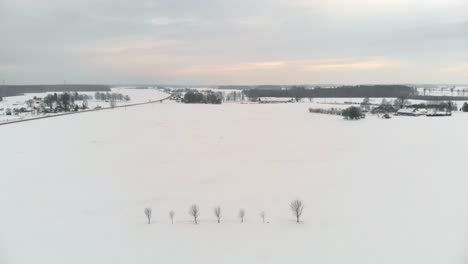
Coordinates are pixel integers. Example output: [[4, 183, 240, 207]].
[[1, 0, 467, 84]]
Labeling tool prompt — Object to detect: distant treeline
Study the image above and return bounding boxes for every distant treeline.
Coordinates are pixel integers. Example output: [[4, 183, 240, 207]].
[[406, 102, 458, 111], [407, 95, 468, 101], [94, 92, 130, 102], [183, 90, 223, 104], [217, 85, 254, 90], [217, 85, 284, 90], [243, 85, 415, 99], [0, 84, 111, 98]]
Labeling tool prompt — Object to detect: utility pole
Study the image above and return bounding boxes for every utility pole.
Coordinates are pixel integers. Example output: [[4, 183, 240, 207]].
[[1, 80, 5, 102]]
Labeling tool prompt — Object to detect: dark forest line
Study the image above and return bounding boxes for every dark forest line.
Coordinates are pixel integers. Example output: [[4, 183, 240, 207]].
[[0, 84, 111, 98], [243, 85, 414, 99], [242, 85, 468, 101]]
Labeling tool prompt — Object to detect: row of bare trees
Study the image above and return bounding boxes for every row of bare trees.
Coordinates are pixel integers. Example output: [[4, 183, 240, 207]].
[[144, 200, 304, 225]]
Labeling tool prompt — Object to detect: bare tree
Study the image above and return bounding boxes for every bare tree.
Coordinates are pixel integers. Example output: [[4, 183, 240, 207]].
[[238, 209, 245, 223], [290, 199, 304, 223], [189, 204, 200, 224], [144, 207, 152, 224], [169, 210, 175, 224], [214, 206, 222, 223], [260, 211, 266, 224]]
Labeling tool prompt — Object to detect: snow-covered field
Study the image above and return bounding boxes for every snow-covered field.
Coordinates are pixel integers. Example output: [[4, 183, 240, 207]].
[[1, 103, 468, 264], [0, 88, 169, 123]]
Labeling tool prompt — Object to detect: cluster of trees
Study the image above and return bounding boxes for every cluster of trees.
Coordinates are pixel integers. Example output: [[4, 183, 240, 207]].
[[404, 101, 457, 112], [462, 103, 468, 112], [360, 97, 371, 111], [392, 97, 408, 109], [70, 92, 92, 101], [312, 97, 464, 118], [366, 98, 400, 114], [342, 106, 365, 120], [18, 91, 133, 113], [370, 104, 396, 114], [143, 199, 305, 225], [361, 97, 408, 110], [224, 91, 246, 102], [183, 90, 223, 104], [24, 96, 40, 108], [309, 106, 364, 120], [94, 92, 130, 102], [308, 107, 343, 115], [42, 92, 91, 111]]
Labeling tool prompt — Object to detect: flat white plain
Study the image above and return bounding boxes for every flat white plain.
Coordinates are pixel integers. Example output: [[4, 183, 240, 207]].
[[1, 96, 468, 264]]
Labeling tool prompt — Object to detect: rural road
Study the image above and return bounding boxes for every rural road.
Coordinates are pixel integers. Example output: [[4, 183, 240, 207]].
[[0, 94, 172, 127]]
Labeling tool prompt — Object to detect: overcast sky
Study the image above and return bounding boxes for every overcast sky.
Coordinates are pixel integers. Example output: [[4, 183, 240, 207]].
[[1, 0, 467, 85]]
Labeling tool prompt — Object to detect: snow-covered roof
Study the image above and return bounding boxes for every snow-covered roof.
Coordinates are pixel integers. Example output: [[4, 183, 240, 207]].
[[396, 108, 416, 113]]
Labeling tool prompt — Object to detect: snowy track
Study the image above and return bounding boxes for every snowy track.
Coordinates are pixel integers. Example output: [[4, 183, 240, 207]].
[[0, 93, 171, 127]]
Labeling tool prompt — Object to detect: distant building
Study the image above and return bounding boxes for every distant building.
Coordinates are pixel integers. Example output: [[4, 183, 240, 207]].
[[371, 104, 396, 114], [258, 98, 293, 104], [426, 109, 452, 117], [32, 97, 42, 104], [395, 108, 427, 116]]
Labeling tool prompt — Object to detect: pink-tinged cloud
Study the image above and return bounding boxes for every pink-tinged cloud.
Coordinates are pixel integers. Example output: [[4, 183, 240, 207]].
[[169, 59, 395, 77], [86, 39, 186, 55], [301, 59, 394, 72], [170, 61, 287, 76], [440, 64, 468, 73]]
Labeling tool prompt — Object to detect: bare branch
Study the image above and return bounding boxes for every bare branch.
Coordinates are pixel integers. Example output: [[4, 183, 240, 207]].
[[290, 199, 304, 223], [260, 211, 266, 224], [144, 207, 152, 224], [169, 210, 175, 224], [238, 209, 245, 223], [189, 204, 200, 224], [214, 206, 222, 223]]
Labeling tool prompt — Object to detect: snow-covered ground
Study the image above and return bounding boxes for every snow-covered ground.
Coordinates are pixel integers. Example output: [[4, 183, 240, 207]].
[[1, 103, 468, 264], [0, 87, 169, 123]]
